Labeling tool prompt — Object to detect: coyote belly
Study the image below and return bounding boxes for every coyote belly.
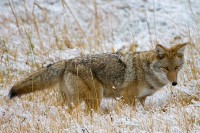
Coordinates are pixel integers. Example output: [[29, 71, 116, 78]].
[[9, 43, 187, 111]]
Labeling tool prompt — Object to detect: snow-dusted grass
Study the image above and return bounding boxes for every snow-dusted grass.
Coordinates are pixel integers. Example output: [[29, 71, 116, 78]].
[[0, 0, 200, 132]]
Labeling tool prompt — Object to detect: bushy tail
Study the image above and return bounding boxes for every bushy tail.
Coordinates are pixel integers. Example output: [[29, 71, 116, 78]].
[[9, 61, 66, 99]]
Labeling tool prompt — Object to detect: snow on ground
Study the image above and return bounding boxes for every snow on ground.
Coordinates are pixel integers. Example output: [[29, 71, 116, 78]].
[[0, 0, 200, 132]]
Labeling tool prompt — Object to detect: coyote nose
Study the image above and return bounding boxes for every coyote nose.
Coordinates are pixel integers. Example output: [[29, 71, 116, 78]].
[[172, 82, 177, 86]]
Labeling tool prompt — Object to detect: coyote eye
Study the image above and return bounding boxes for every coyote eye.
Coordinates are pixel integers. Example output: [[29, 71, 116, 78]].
[[163, 67, 169, 71], [175, 66, 179, 70]]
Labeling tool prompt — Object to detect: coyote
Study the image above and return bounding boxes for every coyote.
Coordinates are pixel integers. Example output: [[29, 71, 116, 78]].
[[9, 43, 187, 111]]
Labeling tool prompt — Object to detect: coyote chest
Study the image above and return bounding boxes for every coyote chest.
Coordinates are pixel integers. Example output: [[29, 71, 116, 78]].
[[137, 87, 158, 98]]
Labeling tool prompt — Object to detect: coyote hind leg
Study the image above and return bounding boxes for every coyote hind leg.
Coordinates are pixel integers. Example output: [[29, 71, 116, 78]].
[[59, 72, 86, 112], [85, 88, 103, 113], [84, 79, 103, 113], [60, 71, 104, 113]]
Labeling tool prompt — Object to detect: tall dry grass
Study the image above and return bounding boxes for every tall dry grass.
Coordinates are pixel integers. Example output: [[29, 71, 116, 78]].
[[0, 0, 199, 132]]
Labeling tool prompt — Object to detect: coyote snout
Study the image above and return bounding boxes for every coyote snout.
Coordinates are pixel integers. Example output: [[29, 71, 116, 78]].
[[172, 82, 177, 86], [167, 71, 178, 86]]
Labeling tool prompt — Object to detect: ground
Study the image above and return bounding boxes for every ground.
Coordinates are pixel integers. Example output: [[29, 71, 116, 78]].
[[0, 0, 200, 132]]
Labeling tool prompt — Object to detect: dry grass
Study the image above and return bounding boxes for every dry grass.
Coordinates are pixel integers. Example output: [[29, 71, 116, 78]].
[[0, 0, 200, 132]]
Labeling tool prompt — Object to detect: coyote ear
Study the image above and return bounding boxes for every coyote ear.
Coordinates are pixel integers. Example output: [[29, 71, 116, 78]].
[[155, 44, 166, 58], [176, 43, 187, 55]]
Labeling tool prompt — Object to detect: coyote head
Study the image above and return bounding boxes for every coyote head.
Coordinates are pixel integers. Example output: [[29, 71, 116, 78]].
[[152, 43, 187, 86]]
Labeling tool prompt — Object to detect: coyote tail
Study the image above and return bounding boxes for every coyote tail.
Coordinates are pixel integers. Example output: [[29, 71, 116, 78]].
[[9, 61, 66, 99]]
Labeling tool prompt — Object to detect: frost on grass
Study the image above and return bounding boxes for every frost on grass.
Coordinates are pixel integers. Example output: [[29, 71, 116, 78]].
[[0, 0, 200, 132]]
